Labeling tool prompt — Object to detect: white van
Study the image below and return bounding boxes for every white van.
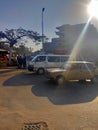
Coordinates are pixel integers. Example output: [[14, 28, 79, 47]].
[[27, 54, 69, 74]]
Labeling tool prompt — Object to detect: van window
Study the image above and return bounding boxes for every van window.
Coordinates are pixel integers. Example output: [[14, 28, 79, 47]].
[[35, 56, 46, 62], [47, 56, 60, 62], [61, 56, 69, 62]]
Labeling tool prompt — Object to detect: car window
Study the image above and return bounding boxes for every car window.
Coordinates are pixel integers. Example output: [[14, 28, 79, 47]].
[[87, 63, 97, 70], [62, 63, 80, 70], [69, 63, 80, 70], [80, 63, 95, 71], [81, 63, 86, 70]]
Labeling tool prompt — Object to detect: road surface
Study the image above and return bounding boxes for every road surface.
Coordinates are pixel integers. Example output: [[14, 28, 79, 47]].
[[0, 68, 98, 130]]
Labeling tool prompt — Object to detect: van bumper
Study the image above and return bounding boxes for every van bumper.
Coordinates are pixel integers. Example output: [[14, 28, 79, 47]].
[[28, 65, 34, 71]]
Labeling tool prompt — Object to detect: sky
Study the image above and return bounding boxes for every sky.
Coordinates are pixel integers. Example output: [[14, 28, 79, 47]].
[[0, 0, 98, 51], [0, 0, 93, 41]]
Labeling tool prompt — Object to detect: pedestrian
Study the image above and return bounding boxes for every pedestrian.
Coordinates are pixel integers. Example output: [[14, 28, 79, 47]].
[[22, 54, 26, 68], [17, 55, 23, 68]]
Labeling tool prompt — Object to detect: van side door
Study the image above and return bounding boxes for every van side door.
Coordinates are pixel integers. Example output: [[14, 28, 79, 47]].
[[47, 56, 61, 68]]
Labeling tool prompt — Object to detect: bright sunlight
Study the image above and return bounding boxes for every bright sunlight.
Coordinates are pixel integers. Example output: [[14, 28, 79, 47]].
[[88, 0, 98, 19]]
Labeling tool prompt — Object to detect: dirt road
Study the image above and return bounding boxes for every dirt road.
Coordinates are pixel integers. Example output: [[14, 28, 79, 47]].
[[0, 68, 98, 130]]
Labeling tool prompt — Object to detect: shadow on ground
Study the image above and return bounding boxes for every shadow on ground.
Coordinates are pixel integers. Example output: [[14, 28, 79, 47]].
[[32, 79, 98, 105], [3, 71, 40, 86], [0, 69, 16, 74], [3, 71, 98, 105]]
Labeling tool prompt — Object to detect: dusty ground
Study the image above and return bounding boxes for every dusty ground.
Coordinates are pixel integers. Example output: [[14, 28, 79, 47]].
[[0, 68, 98, 130]]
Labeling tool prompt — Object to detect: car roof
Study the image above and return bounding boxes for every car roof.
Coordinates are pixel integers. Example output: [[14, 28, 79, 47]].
[[66, 61, 93, 64]]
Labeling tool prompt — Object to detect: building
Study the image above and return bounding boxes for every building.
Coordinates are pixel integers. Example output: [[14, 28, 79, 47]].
[[43, 42, 54, 54], [54, 23, 98, 63], [43, 23, 98, 63]]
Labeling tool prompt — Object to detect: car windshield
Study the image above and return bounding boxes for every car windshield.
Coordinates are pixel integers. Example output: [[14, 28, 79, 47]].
[[61, 62, 71, 69], [61, 62, 79, 70], [1, 1, 98, 130]]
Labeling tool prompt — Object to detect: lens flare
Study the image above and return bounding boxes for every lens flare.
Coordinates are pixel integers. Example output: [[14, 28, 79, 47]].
[[88, 0, 98, 19], [68, 17, 92, 61]]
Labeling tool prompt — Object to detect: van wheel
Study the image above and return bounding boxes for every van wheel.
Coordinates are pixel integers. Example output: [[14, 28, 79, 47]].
[[37, 68, 45, 75], [56, 76, 65, 85]]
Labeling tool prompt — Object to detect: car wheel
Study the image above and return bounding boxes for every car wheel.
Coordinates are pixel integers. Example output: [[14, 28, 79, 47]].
[[56, 76, 65, 85], [37, 68, 45, 75], [79, 79, 86, 83], [90, 77, 96, 83]]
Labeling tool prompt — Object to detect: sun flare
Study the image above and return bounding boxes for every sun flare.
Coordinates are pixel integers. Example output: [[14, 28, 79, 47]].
[[88, 0, 98, 19]]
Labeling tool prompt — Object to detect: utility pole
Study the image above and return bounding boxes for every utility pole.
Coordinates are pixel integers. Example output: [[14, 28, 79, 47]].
[[41, 7, 45, 53]]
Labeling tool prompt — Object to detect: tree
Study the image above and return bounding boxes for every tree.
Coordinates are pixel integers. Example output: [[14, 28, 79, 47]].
[[0, 28, 42, 64]]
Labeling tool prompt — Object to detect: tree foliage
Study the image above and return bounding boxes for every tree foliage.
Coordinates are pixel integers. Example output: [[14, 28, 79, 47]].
[[0, 28, 42, 47]]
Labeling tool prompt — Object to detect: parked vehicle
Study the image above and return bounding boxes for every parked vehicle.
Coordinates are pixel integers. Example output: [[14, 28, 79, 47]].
[[0, 49, 9, 67], [45, 61, 98, 85], [27, 54, 70, 74]]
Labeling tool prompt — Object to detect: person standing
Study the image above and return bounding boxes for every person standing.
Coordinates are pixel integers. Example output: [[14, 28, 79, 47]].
[[17, 55, 23, 68], [22, 54, 26, 68]]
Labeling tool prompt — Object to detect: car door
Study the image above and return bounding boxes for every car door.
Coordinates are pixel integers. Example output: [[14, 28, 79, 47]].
[[65, 63, 81, 80], [80, 63, 94, 79]]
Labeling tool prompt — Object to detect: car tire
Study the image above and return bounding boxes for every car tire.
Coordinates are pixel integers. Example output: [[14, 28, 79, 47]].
[[56, 76, 65, 86], [37, 68, 45, 75], [90, 76, 96, 83], [79, 79, 86, 83]]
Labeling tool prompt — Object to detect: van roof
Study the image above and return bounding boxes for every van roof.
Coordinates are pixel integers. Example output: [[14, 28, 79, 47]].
[[35, 54, 69, 56]]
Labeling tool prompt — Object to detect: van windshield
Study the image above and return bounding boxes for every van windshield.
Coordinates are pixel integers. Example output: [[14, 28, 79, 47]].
[[31, 56, 38, 62], [34, 56, 46, 62]]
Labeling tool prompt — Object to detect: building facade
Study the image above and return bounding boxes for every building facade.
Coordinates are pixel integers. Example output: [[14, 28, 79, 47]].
[[43, 23, 98, 63], [56, 23, 98, 62]]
